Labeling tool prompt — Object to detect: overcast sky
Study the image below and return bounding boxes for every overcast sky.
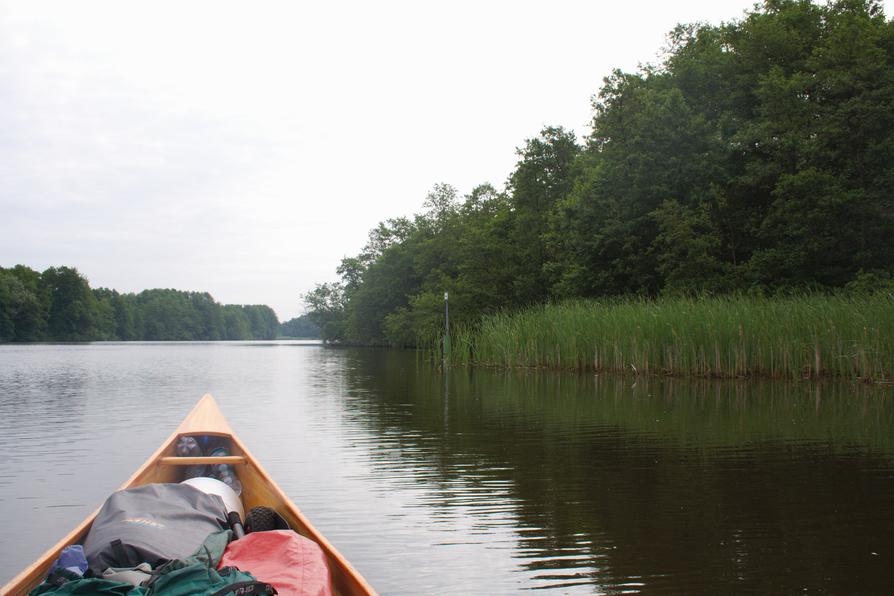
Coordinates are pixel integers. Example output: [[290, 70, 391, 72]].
[[3, 1, 885, 321]]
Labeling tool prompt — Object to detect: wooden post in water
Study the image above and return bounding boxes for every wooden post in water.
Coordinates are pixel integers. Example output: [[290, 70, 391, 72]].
[[444, 291, 450, 365]]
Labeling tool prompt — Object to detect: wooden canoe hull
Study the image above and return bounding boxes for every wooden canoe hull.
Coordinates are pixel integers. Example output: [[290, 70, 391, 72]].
[[1, 394, 377, 596]]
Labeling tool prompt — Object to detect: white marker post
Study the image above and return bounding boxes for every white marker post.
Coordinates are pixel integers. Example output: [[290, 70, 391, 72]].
[[444, 291, 449, 364]]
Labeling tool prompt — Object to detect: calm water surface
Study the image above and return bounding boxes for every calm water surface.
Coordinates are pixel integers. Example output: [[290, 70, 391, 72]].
[[1, 342, 893, 594]]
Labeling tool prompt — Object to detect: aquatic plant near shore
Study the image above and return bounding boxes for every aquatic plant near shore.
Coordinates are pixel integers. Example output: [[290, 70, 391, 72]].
[[428, 294, 894, 382]]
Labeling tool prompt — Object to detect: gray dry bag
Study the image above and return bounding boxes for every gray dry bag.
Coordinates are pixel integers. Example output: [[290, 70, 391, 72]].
[[83, 483, 229, 573]]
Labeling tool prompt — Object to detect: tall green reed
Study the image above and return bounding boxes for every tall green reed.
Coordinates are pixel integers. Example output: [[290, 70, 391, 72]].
[[427, 294, 894, 382]]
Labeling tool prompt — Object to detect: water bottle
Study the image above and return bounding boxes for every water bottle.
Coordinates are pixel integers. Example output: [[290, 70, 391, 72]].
[[176, 436, 201, 456], [208, 446, 243, 495], [176, 435, 208, 479]]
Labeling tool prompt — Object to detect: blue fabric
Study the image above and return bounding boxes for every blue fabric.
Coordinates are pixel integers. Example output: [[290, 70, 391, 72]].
[[50, 545, 88, 576]]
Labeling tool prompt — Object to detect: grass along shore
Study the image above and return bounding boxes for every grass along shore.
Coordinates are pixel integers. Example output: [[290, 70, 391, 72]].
[[432, 294, 894, 382]]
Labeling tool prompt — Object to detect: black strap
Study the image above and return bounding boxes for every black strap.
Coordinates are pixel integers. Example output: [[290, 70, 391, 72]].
[[110, 538, 135, 567], [210, 581, 278, 596], [49, 572, 71, 588]]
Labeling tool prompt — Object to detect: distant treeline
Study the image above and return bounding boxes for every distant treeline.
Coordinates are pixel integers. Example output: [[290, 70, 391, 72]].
[[0, 265, 279, 342], [278, 314, 319, 338], [306, 0, 894, 346]]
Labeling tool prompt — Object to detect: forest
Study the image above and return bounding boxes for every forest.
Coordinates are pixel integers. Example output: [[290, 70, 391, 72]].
[[0, 265, 279, 342], [305, 0, 894, 348], [278, 315, 320, 338]]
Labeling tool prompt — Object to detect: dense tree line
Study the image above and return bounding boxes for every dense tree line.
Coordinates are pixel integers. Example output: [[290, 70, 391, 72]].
[[306, 0, 894, 345], [0, 265, 279, 341], [278, 315, 320, 338]]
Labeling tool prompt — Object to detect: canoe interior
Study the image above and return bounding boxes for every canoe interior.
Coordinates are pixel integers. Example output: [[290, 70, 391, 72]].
[[2, 395, 375, 596]]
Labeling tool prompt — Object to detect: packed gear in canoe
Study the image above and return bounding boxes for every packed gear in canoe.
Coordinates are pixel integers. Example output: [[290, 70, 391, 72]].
[[2, 394, 376, 596]]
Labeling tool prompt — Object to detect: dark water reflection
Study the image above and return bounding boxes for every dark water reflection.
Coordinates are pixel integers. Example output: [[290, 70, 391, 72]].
[[334, 349, 894, 594], [1, 343, 893, 594]]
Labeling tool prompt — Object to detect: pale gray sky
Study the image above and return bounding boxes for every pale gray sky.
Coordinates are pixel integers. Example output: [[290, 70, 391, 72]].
[[3, 1, 880, 320]]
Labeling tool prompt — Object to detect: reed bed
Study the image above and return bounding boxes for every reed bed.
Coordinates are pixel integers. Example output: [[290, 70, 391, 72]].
[[429, 294, 894, 382]]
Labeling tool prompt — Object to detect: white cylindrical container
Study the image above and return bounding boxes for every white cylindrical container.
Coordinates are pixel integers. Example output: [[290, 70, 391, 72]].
[[181, 476, 245, 519]]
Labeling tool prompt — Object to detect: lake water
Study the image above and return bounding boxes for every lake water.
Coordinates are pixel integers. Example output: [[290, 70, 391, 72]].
[[1, 342, 893, 594]]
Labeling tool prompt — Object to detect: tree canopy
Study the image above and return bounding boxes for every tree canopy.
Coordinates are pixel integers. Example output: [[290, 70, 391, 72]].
[[306, 0, 894, 346], [278, 314, 320, 338], [0, 265, 279, 342]]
